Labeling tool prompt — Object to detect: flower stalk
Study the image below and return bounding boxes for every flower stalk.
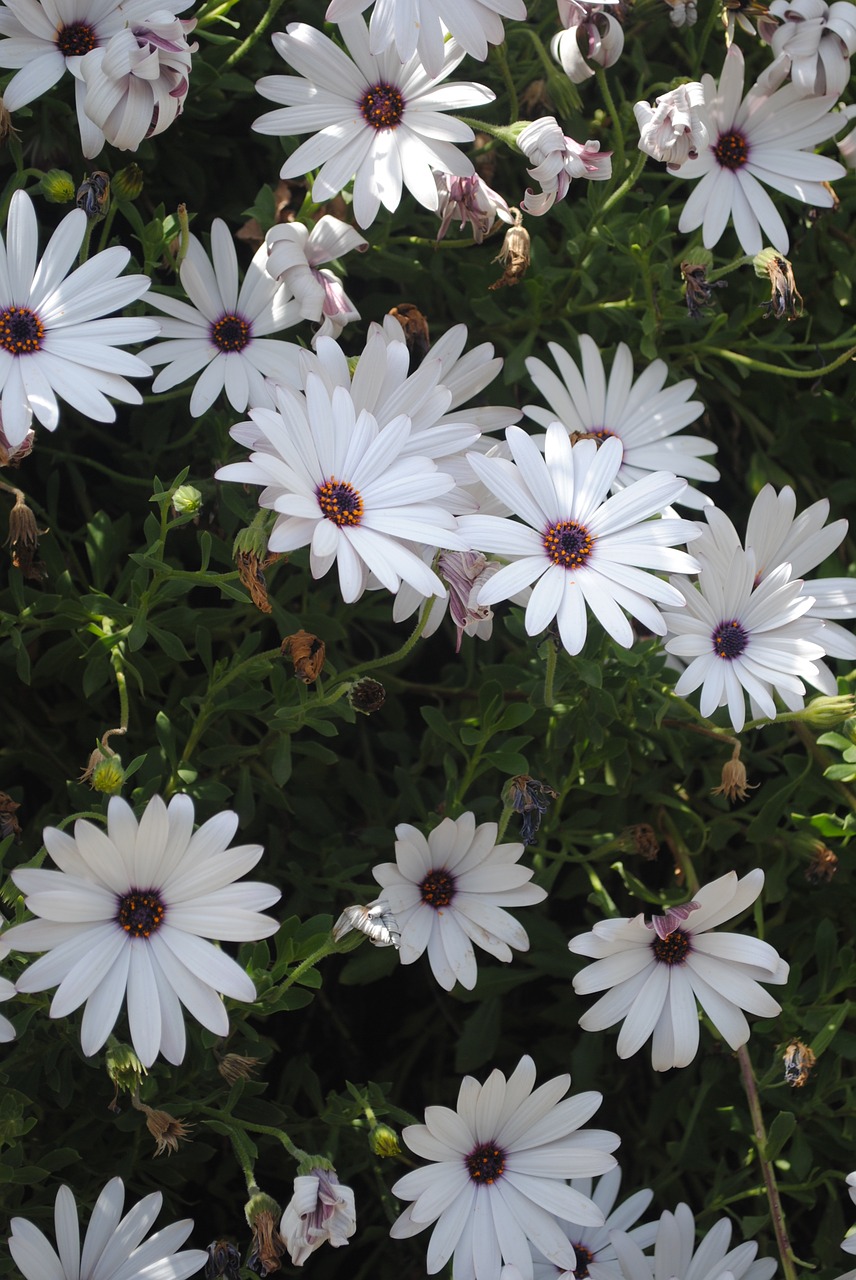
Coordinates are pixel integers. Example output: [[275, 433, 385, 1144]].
[[736, 1044, 799, 1280]]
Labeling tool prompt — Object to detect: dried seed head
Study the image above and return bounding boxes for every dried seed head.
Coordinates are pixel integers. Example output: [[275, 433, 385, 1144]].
[[754, 248, 803, 320], [711, 744, 757, 803], [348, 677, 386, 714], [5, 490, 47, 580], [490, 213, 530, 290], [139, 1103, 194, 1156], [217, 1052, 262, 1084]]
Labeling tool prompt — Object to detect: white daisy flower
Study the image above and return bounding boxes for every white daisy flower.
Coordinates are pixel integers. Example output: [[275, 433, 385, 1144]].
[[372, 811, 547, 991], [3, 794, 280, 1068], [518, 118, 612, 216], [141, 219, 302, 417], [764, 0, 856, 97], [674, 43, 846, 254], [252, 17, 495, 230], [0, 188, 159, 449], [0, 0, 195, 157], [523, 337, 718, 508], [609, 1203, 776, 1280], [324, 0, 527, 78], [215, 375, 466, 605], [265, 215, 367, 343], [531, 1169, 657, 1280], [389, 1053, 620, 1280], [694, 484, 856, 673], [568, 869, 789, 1072], [280, 1169, 357, 1266], [458, 425, 700, 657], [663, 546, 828, 732], [8, 1177, 207, 1280], [77, 10, 197, 154], [843, 1171, 856, 1255], [0, 972, 16, 1040], [634, 82, 708, 170]]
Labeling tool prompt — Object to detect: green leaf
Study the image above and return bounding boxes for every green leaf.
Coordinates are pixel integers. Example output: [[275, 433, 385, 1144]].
[[765, 1110, 796, 1161]]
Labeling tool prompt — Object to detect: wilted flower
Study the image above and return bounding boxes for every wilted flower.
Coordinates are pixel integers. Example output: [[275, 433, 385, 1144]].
[[0, 791, 22, 841], [681, 260, 728, 319], [280, 1170, 356, 1267], [634, 83, 708, 170], [625, 822, 660, 860], [763, 0, 856, 95], [133, 1099, 194, 1156], [754, 248, 803, 320], [783, 1038, 816, 1086], [332, 900, 401, 948], [438, 550, 501, 650], [246, 1195, 286, 1277], [235, 549, 281, 615], [553, 0, 625, 82], [722, 0, 778, 42], [711, 744, 758, 802], [0, 422, 35, 467], [76, 170, 110, 220], [519, 116, 612, 214], [281, 631, 326, 684], [4, 488, 45, 579], [266, 217, 368, 342], [805, 842, 839, 883], [490, 217, 532, 288], [434, 171, 514, 244], [505, 774, 559, 845], [205, 1241, 242, 1280]]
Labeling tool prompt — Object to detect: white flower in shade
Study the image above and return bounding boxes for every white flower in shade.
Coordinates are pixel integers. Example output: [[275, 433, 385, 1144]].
[[674, 44, 846, 254], [252, 18, 494, 230], [569, 869, 789, 1072], [389, 1054, 620, 1279], [280, 1169, 357, 1266], [458, 425, 700, 658], [663, 546, 829, 731], [0, 973, 15, 1040], [519, 118, 612, 215], [435, 171, 515, 244], [8, 1177, 207, 1280], [0, 188, 159, 449], [76, 10, 197, 155], [531, 1169, 657, 1280], [265, 216, 368, 343], [0, 0, 194, 156], [332, 900, 401, 947], [141, 219, 302, 417], [634, 83, 708, 170], [372, 811, 547, 991], [215, 375, 466, 604], [324, 0, 527, 78], [2, 794, 280, 1068], [552, 0, 625, 83], [609, 1203, 776, 1280], [764, 0, 856, 96], [394, 549, 501, 650], [523, 337, 717, 508], [843, 1171, 856, 1254], [694, 484, 856, 676]]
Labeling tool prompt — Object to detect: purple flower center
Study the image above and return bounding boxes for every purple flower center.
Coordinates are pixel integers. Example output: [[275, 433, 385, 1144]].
[[56, 20, 98, 55], [317, 478, 364, 527], [465, 1141, 506, 1185], [117, 890, 166, 938], [0, 306, 44, 356], [543, 519, 594, 569], [714, 130, 749, 170], [712, 618, 749, 659], [420, 868, 456, 909], [573, 1245, 595, 1279], [651, 928, 691, 965], [211, 313, 251, 352], [360, 82, 405, 130]]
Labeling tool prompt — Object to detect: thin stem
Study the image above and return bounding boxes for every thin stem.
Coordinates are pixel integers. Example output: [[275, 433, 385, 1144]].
[[279, 941, 337, 993], [222, 0, 289, 69], [491, 41, 519, 121], [706, 343, 856, 379], [337, 606, 433, 682], [456, 117, 522, 150], [596, 68, 625, 176], [736, 1044, 799, 1280], [543, 638, 558, 709], [598, 151, 646, 218]]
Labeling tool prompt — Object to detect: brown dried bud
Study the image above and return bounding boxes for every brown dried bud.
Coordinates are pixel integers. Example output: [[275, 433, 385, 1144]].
[[755, 248, 803, 321], [217, 1052, 262, 1085], [625, 822, 660, 861], [388, 303, 430, 370], [0, 98, 20, 147], [489, 215, 530, 290], [0, 792, 22, 841], [236, 549, 281, 614], [711, 745, 757, 803], [76, 170, 111, 221], [5, 490, 47, 580], [134, 1100, 193, 1156], [805, 842, 838, 884], [783, 1039, 816, 1087], [348, 678, 386, 714], [247, 1206, 286, 1276], [281, 630, 326, 684], [681, 261, 727, 319]]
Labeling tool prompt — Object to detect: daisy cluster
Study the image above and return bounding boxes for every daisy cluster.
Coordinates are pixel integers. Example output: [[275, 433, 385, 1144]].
[[1, 0, 856, 1277]]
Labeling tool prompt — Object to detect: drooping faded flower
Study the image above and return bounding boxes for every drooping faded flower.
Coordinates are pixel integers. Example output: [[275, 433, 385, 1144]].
[[610, 1203, 776, 1280], [265, 216, 368, 342], [764, 0, 856, 96], [390, 1054, 620, 1279], [8, 1177, 207, 1280], [373, 811, 546, 990], [552, 0, 625, 82], [252, 18, 494, 229], [280, 1170, 357, 1266], [569, 869, 789, 1071], [4, 794, 280, 1067], [634, 82, 708, 170], [519, 117, 612, 215], [435, 171, 515, 244], [674, 44, 846, 253]]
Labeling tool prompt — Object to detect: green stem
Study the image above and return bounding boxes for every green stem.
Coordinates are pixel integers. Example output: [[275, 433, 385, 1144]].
[[279, 941, 337, 993], [736, 1044, 799, 1280], [491, 41, 519, 121], [708, 254, 754, 282], [596, 68, 625, 177], [457, 117, 522, 150], [78, 220, 95, 266], [337, 605, 433, 683], [222, 0, 288, 69], [97, 204, 119, 253], [543, 637, 558, 709], [496, 803, 515, 844], [598, 151, 646, 218], [705, 343, 856, 378]]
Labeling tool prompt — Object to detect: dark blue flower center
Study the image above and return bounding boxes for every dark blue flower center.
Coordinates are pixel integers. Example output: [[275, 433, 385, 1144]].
[[714, 130, 749, 170], [420, 869, 456, 909], [712, 618, 749, 659], [543, 520, 594, 569], [360, 83, 404, 130], [0, 306, 44, 355], [651, 928, 691, 965], [465, 1142, 506, 1185], [211, 313, 251, 352], [117, 890, 165, 938], [56, 21, 98, 55]]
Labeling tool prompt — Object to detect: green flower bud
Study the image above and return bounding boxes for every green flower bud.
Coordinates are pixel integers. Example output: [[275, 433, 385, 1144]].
[[369, 1123, 401, 1158], [90, 755, 125, 795], [796, 695, 856, 728], [40, 169, 76, 204], [112, 163, 144, 201], [244, 1191, 281, 1229], [105, 1042, 147, 1093], [172, 484, 202, 516]]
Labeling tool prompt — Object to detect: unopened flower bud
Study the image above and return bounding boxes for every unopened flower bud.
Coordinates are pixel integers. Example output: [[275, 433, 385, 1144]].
[[112, 163, 144, 201], [105, 1042, 147, 1093], [82, 749, 125, 794], [348, 678, 386, 714], [796, 694, 856, 728], [172, 483, 202, 515], [369, 1122, 401, 1157], [76, 170, 111, 221], [40, 169, 76, 203], [711, 744, 757, 803]]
